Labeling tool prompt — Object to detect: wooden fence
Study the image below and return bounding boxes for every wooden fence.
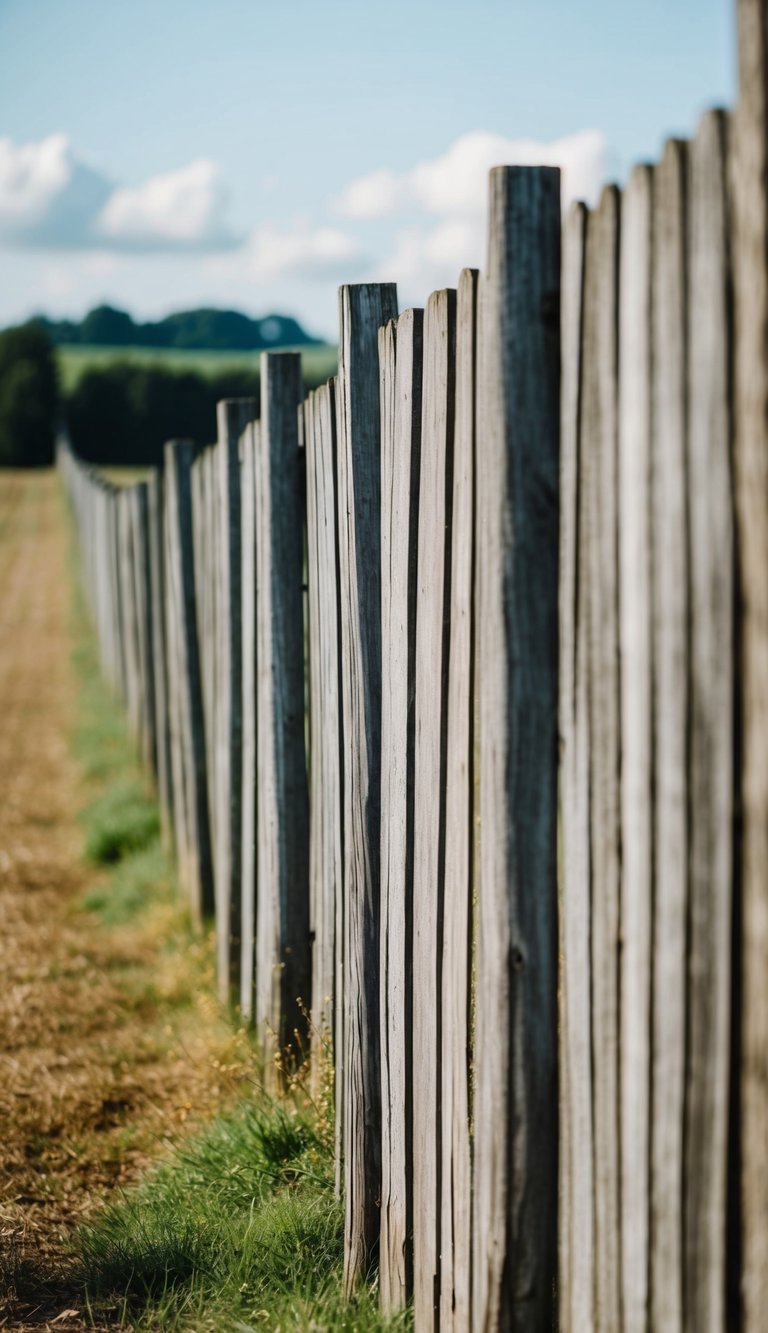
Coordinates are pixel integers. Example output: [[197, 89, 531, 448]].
[[59, 1, 768, 1325]]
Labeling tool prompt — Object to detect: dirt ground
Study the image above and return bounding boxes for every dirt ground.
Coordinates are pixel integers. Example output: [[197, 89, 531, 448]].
[[0, 472, 247, 1330]]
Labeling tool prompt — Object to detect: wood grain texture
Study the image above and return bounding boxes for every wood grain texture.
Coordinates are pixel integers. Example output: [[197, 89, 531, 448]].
[[130, 481, 156, 776], [147, 469, 175, 848], [413, 287, 456, 1332], [585, 185, 622, 1333], [336, 282, 398, 1291], [731, 3, 768, 1323], [685, 109, 733, 1333], [214, 398, 256, 1004], [307, 383, 343, 1087], [440, 268, 478, 1333], [240, 422, 258, 1020], [649, 139, 688, 1333], [254, 354, 310, 1079], [618, 163, 654, 1333], [164, 439, 214, 922], [558, 198, 594, 1333], [378, 311, 423, 1315], [472, 166, 560, 1333]]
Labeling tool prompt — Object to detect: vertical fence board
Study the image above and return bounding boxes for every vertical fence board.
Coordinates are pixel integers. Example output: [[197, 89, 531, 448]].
[[648, 139, 688, 1333], [164, 439, 214, 922], [336, 282, 398, 1288], [214, 398, 255, 1004], [382, 314, 424, 1312], [255, 354, 310, 1076], [379, 311, 423, 1314], [413, 288, 456, 1330], [586, 184, 622, 1333], [558, 198, 594, 1333], [618, 163, 654, 1333], [131, 482, 156, 776], [732, 2, 768, 1323], [147, 469, 174, 848], [240, 422, 258, 1020], [472, 165, 560, 1332], [440, 267, 478, 1332], [685, 109, 733, 1333]]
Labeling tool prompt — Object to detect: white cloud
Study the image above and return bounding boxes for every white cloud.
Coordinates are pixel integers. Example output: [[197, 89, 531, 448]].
[[0, 135, 237, 253], [336, 129, 606, 218], [98, 159, 236, 250], [0, 133, 111, 246], [219, 223, 367, 283]]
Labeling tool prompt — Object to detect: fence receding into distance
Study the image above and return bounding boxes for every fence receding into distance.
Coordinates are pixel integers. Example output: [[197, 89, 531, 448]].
[[60, 1, 768, 1326]]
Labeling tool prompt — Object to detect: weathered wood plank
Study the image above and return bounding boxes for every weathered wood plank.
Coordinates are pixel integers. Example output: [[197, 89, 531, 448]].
[[731, 3, 768, 1323], [648, 139, 688, 1333], [586, 184, 622, 1333], [164, 439, 214, 922], [240, 421, 258, 1020], [413, 287, 456, 1331], [147, 468, 175, 848], [255, 354, 310, 1078], [130, 482, 157, 776], [214, 398, 255, 1004], [440, 267, 478, 1332], [618, 163, 654, 1333], [379, 309, 423, 1315], [308, 383, 343, 1085], [685, 108, 733, 1333], [336, 282, 398, 1291], [472, 165, 560, 1332], [558, 198, 594, 1333]]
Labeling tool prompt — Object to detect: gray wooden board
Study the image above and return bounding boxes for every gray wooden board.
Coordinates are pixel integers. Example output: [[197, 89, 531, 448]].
[[649, 139, 688, 1333], [440, 268, 478, 1332], [413, 287, 456, 1331], [214, 398, 255, 1004], [164, 439, 214, 921], [586, 184, 622, 1333], [306, 384, 343, 1090], [378, 309, 423, 1314], [131, 482, 157, 776], [471, 166, 560, 1332], [336, 283, 399, 1290], [304, 393, 323, 1067], [240, 422, 258, 1020], [685, 109, 733, 1333], [147, 468, 175, 847], [558, 198, 594, 1333], [254, 354, 310, 1078], [731, 3, 768, 1322], [618, 163, 654, 1333]]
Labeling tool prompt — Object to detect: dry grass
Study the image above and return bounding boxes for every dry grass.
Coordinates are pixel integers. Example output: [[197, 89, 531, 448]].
[[0, 472, 259, 1329]]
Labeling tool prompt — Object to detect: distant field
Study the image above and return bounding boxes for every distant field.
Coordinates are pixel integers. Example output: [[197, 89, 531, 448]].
[[99, 466, 151, 486], [57, 342, 339, 393]]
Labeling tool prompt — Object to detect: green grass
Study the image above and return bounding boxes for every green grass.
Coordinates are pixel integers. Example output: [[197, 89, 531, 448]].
[[73, 1096, 406, 1332], [57, 342, 339, 393], [65, 496, 407, 1330]]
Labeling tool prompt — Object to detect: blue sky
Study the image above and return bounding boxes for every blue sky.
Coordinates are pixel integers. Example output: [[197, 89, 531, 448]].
[[0, 0, 735, 339]]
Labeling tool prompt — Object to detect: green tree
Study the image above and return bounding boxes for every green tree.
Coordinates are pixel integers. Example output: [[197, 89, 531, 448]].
[[0, 323, 59, 466]]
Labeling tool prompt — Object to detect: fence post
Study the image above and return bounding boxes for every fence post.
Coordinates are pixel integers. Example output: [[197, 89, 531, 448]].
[[147, 467, 174, 848], [240, 421, 258, 1021], [214, 398, 256, 1005], [685, 108, 734, 1333], [618, 163, 654, 1333], [254, 354, 310, 1078], [472, 166, 560, 1331], [379, 308, 423, 1314], [731, 2, 768, 1324], [558, 198, 593, 1333], [336, 281, 398, 1290], [412, 287, 456, 1329], [440, 266, 478, 1332], [164, 438, 214, 923]]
